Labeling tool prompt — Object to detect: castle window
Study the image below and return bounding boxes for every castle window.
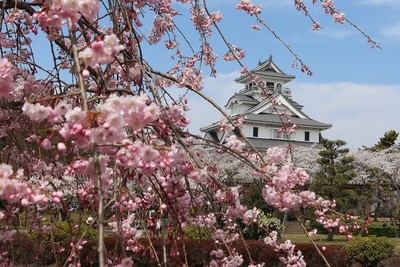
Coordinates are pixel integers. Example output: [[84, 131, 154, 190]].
[[305, 131, 310, 141], [253, 127, 259, 137], [266, 82, 274, 89]]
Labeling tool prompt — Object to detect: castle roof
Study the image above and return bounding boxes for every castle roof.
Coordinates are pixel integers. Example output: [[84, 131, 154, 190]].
[[235, 55, 295, 84]]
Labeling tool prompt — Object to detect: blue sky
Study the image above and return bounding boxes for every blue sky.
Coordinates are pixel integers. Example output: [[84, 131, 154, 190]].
[[28, 0, 400, 150], [160, 0, 400, 150]]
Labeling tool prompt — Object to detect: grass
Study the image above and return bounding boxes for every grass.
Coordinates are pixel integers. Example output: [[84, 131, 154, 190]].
[[282, 233, 351, 245], [6, 210, 96, 230]]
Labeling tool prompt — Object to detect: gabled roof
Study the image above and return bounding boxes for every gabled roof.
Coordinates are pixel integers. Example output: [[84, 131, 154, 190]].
[[200, 122, 220, 132], [235, 55, 295, 84], [244, 114, 332, 130], [246, 137, 324, 150], [289, 99, 304, 110], [200, 112, 331, 133], [225, 93, 259, 108], [244, 92, 308, 119]]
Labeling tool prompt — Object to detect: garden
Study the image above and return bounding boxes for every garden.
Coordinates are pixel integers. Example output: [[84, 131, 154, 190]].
[[4, 212, 400, 266]]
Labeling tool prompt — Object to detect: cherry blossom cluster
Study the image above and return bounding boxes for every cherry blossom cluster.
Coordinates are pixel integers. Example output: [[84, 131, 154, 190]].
[[146, 1, 179, 44], [149, 14, 175, 44], [109, 214, 140, 252], [310, 22, 321, 31], [209, 226, 246, 267], [190, 8, 223, 37], [294, 0, 308, 12], [191, 213, 217, 227], [51, 0, 99, 23], [216, 187, 247, 220], [0, 58, 15, 98], [177, 56, 204, 91], [201, 41, 218, 76], [33, 7, 63, 39], [79, 34, 125, 68], [264, 231, 306, 267], [223, 45, 246, 61], [0, 164, 48, 207], [5, 9, 34, 38], [235, 0, 262, 16], [210, 250, 244, 267], [219, 115, 246, 133], [224, 136, 246, 152], [321, 0, 335, 14], [66, 239, 89, 266]]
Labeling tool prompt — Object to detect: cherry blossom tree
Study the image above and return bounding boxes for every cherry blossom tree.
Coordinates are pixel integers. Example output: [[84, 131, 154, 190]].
[[0, 0, 378, 266], [350, 145, 400, 222]]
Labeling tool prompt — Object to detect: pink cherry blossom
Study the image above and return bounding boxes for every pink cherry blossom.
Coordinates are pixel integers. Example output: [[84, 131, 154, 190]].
[[22, 102, 53, 122], [0, 58, 15, 98], [333, 12, 345, 24], [236, 0, 262, 16], [79, 34, 124, 68], [311, 22, 321, 31]]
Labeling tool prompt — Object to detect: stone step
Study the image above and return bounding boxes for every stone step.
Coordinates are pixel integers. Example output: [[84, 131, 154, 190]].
[[283, 221, 303, 234]]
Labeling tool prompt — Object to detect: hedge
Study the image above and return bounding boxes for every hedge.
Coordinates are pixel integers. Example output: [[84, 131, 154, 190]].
[[6, 234, 347, 267], [344, 236, 396, 266], [310, 223, 398, 238], [364, 226, 398, 238]]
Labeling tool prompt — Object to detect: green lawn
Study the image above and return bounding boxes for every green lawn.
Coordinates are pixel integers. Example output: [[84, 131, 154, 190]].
[[282, 234, 348, 245], [283, 233, 400, 256]]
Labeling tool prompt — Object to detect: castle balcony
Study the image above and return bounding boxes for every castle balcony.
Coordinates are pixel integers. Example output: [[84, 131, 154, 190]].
[[239, 86, 292, 98]]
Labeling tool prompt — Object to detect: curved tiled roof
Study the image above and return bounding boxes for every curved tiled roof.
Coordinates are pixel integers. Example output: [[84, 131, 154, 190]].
[[246, 137, 324, 150], [244, 113, 331, 129], [234, 93, 258, 103]]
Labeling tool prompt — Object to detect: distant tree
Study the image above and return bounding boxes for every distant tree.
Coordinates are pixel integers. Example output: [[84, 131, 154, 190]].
[[240, 183, 274, 215], [371, 130, 399, 151], [350, 145, 400, 226]]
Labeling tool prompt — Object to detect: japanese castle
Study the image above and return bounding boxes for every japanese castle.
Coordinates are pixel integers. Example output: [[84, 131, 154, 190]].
[[201, 55, 332, 150]]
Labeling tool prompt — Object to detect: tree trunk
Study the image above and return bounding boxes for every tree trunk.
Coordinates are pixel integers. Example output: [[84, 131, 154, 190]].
[[327, 231, 334, 241]]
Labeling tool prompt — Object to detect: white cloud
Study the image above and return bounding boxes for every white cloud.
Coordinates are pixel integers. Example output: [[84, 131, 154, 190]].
[[356, 0, 397, 5], [381, 23, 400, 39], [185, 74, 400, 151], [312, 27, 355, 39], [291, 81, 400, 150]]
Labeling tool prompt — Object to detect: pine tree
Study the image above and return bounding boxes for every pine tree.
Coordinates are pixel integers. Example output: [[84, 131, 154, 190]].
[[311, 139, 358, 212], [371, 130, 399, 151], [311, 139, 358, 240]]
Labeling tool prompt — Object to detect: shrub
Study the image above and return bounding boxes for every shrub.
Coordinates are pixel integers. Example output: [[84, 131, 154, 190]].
[[240, 184, 274, 214], [6, 234, 349, 266], [296, 244, 346, 267], [344, 236, 396, 266], [364, 226, 397, 238], [243, 211, 282, 240], [6, 233, 55, 265], [183, 224, 214, 239], [136, 239, 346, 267], [30, 221, 98, 242]]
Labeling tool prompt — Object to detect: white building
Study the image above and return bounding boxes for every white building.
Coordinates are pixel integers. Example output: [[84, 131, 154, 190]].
[[201, 56, 332, 150]]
